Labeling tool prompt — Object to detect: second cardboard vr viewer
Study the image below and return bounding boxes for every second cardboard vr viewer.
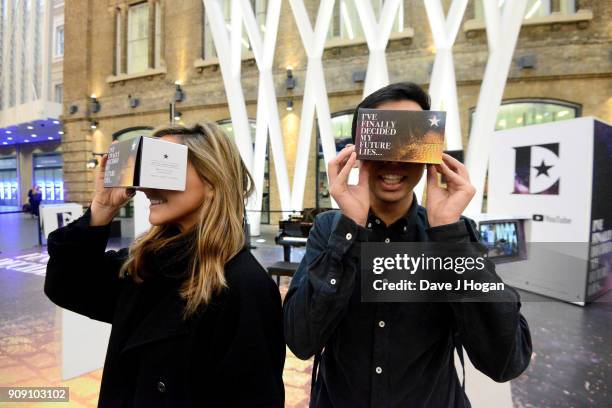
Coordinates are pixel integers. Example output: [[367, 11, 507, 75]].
[[355, 108, 446, 164], [104, 136, 188, 191]]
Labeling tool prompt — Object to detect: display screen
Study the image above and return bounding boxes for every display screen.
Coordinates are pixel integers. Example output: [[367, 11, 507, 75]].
[[479, 221, 520, 259]]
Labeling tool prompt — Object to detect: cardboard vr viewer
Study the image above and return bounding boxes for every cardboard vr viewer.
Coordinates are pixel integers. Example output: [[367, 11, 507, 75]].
[[104, 136, 188, 191], [355, 108, 446, 164]]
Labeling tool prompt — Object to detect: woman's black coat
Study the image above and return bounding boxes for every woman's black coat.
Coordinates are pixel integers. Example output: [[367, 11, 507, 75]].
[[44, 211, 285, 407]]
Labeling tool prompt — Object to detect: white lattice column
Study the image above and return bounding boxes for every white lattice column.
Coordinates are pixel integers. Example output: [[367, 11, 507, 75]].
[[240, 0, 291, 233], [203, 0, 253, 171], [465, 0, 528, 214], [288, 0, 336, 210], [353, 0, 401, 98], [414, 0, 468, 202]]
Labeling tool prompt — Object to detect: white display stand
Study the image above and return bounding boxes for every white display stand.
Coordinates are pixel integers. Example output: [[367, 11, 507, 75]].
[[39, 203, 113, 380], [60, 310, 111, 380], [487, 117, 612, 304], [39, 203, 84, 239]]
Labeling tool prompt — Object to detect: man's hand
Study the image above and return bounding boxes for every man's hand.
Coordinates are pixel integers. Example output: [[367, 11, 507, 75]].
[[328, 145, 370, 227], [426, 153, 476, 228]]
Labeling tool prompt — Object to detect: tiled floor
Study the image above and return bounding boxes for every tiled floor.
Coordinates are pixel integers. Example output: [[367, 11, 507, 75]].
[[0, 267, 311, 408], [0, 214, 610, 407]]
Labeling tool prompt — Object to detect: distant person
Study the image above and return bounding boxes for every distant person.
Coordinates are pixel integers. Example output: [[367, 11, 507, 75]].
[[29, 185, 42, 217], [44, 124, 285, 407]]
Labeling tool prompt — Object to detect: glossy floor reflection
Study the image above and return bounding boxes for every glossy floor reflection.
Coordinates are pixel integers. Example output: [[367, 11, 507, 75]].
[[0, 216, 610, 407]]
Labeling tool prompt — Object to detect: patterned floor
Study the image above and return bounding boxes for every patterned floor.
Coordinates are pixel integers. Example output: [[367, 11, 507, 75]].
[[1, 217, 610, 407], [0, 263, 311, 408]]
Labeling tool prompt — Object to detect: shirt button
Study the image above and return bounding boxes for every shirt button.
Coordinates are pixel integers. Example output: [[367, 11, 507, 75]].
[[157, 381, 166, 393], [375, 219, 381, 224], [367, 222, 372, 228], [403, 226, 407, 232], [345, 233, 352, 240], [375, 366, 382, 374], [384, 238, 390, 243], [330, 278, 337, 285], [378, 320, 385, 328]]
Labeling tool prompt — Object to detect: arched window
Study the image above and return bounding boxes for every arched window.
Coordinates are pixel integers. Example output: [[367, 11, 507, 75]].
[[316, 111, 354, 209], [217, 119, 270, 224], [469, 99, 581, 132], [112, 126, 153, 141]]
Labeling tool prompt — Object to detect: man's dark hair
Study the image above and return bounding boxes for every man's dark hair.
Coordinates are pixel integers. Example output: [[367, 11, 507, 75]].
[[351, 82, 431, 142]]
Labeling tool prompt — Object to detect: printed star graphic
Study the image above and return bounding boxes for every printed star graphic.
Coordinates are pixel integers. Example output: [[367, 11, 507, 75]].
[[429, 116, 440, 127], [533, 160, 553, 177], [163, 154, 168, 159]]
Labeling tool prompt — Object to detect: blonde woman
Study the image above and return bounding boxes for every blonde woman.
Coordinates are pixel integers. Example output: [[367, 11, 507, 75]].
[[45, 124, 285, 407]]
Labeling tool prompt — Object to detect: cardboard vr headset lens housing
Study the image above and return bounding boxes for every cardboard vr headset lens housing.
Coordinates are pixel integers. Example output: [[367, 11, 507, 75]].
[[355, 108, 446, 164], [104, 136, 188, 191]]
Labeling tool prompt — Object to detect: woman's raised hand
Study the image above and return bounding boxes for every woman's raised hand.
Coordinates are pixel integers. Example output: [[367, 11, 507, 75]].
[[90, 154, 136, 226], [328, 145, 370, 227]]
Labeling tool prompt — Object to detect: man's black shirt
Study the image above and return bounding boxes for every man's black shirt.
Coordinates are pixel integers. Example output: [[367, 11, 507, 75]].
[[283, 198, 532, 408]]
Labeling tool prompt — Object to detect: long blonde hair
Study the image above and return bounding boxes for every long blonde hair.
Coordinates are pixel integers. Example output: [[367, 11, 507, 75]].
[[120, 123, 254, 318]]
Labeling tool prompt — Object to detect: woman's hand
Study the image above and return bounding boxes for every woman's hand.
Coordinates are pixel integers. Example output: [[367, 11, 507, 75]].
[[90, 154, 136, 226], [328, 145, 370, 227], [426, 153, 476, 228]]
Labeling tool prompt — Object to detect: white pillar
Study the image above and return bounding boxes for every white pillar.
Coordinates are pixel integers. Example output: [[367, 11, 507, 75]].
[[40, 0, 53, 103], [14, 0, 24, 106], [353, 0, 401, 98], [25, 0, 36, 102], [203, 0, 253, 171], [240, 0, 292, 231], [423, 0, 466, 150], [414, 0, 468, 203], [465, 1, 528, 214], [0, 0, 8, 109], [288, 0, 336, 211]]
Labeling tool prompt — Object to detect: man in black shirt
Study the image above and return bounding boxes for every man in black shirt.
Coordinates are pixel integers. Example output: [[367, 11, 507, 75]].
[[283, 83, 532, 407]]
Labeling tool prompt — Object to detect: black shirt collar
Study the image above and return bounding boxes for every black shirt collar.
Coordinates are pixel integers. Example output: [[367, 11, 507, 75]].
[[367, 193, 419, 236]]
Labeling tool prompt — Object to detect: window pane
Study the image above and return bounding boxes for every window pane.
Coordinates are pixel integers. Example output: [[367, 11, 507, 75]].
[[471, 101, 579, 132], [203, 0, 266, 59], [127, 3, 149, 74], [559, 0, 576, 14], [525, 0, 549, 19], [328, 0, 405, 41], [476, 0, 558, 20], [55, 25, 64, 57], [54, 84, 62, 103]]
